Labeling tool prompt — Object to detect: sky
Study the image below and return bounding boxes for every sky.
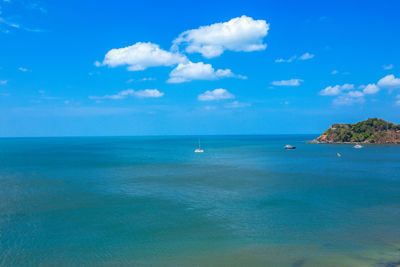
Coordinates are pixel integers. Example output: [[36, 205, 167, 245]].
[[0, 0, 400, 137]]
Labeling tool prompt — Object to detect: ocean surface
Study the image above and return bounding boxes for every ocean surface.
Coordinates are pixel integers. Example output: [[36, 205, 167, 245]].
[[0, 135, 400, 266]]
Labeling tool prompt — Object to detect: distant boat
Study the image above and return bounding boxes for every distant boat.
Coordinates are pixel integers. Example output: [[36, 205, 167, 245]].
[[284, 145, 296, 149], [194, 139, 204, 153], [353, 144, 363, 149], [337, 152, 341, 157]]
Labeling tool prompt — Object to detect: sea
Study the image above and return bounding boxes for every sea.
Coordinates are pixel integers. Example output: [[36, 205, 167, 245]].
[[0, 135, 399, 266]]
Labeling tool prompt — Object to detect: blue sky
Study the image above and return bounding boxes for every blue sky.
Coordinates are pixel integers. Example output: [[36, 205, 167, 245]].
[[0, 0, 399, 137]]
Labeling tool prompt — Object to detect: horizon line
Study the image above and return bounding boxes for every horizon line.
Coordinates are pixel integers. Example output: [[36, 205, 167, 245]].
[[0, 133, 320, 139]]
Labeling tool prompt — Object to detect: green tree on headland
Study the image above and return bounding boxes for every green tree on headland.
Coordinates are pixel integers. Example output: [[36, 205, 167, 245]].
[[315, 118, 400, 144]]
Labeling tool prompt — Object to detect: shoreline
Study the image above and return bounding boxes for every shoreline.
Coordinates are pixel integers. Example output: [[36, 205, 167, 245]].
[[307, 140, 400, 144]]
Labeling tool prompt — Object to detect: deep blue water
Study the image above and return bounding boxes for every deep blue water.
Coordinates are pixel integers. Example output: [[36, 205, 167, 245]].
[[0, 136, 400, 266]]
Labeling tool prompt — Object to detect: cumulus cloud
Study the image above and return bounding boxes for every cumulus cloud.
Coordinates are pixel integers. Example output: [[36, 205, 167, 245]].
[[271, 79, 303, 86], [134, 89, 164, 98], [319, 84, 354, 96], [89, 89, 164, 100], [299, 52, 314, 60], [225, 101, 251, 108], [340, 84, 355, 90], [98, 42, 187, 71], [333, 91, 364, 106], [320, 74, 400, 105], [172, 15, 269, 58], [333, 96, 364, 106], [198, 88, 234, 101], [362, 83, 380, 95], [377, 74, 400, 89], [0, 80, 7, 85], [167, 61, 241, 83], [347, 91, 364, 98], [18, 67, 30, 72], [320, 84, 364, 106]]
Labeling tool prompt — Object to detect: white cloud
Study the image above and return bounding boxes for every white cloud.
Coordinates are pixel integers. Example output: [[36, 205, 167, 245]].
[[299, 52, 314, 60], [89, 89, 164, 100], [340, 84, 354, 90], [333, 96, 364, 106], [362, 83, 380, 95], [18, 67, 30, 72], [98, 42, 187, 71], [320, 75, 400, 105], [139, 77, 155, 81], [319, 84, 354, 96], [275, 52, 315, 63], [167, 61, 239, 83], [126, 77, 155, 83], [172, 15, 269, 58], [198, 88, 234, 101], [275, 56, 296, 63], [0, 80, 7, 85], [89, 90, 134, 100], [320, 85, 341, 96], [396, 95, 400, 106], [134, 89, 164, 98], [225, 101, 251, 108], [347, 91, 364, 98], [377, 74, 400, 89], [383, 64, 393, 70], [333, 91, 364, 106], [271, 79, 303, 86], [331, 70, 338, 75]]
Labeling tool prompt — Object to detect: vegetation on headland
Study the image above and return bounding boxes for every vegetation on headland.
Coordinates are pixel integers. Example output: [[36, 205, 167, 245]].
[[311, 118, 400, 144]]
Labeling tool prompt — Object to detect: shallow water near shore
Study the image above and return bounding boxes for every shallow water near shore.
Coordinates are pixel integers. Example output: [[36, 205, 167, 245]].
[[0, 135, 400, 266]]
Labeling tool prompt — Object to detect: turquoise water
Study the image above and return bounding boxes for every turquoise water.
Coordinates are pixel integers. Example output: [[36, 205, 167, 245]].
[[0, 136, 400, 266]]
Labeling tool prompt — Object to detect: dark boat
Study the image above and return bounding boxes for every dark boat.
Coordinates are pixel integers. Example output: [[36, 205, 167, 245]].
[[284, 145, 296, 149]]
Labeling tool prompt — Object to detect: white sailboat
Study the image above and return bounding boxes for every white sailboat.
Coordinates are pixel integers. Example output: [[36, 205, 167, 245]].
[[194, 139, 204, 153], [353, 144, 363, 149]]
